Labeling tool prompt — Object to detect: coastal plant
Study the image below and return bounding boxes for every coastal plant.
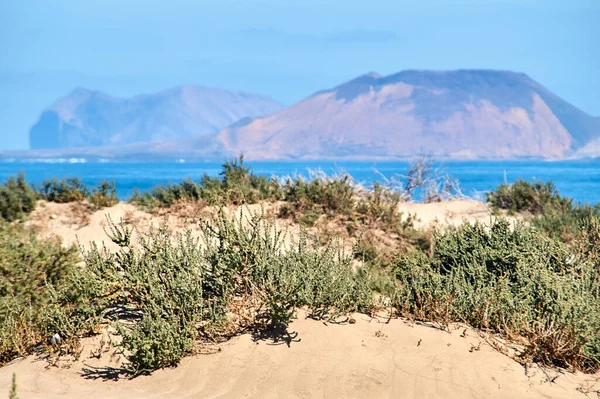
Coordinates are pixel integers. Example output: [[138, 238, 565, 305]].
[[0, 173, 37, 222], [39, 177, 90, 203], [532, 203, 600, 243], [487, 179, 600, 242], [8, 373, 18, 399], [129, 155, 282, 210], [278, 172, 355, 226], [72, 209, 373, 375], [0, 222, 89, 365], [392, 217, 600, 372], [88, 180, 119, 210], [215, 154, 282, 204], [486, 179, 572, 215]]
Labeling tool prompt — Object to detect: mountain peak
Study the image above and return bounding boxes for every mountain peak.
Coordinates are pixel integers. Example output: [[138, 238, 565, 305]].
[[216, 69, 600, 160]]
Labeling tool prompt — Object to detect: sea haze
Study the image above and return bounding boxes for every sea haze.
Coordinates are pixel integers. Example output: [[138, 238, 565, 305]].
[[0, 160, 599, 205]]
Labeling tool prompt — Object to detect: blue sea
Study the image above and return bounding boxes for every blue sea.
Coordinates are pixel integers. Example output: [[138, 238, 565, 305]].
[[0, 160, 599, 205]]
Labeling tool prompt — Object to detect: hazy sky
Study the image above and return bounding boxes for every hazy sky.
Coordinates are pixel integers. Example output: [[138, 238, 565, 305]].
[[0, 0, 598, 150]]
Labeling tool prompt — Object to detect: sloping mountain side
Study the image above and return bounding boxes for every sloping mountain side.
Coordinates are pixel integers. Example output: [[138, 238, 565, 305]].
[[29, 85, 282, 149], [215, 70, 600, 160]]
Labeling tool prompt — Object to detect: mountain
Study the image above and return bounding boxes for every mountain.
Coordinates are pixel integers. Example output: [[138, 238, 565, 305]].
[[213, 70, 600, 160], [29, 85, 283, 149]]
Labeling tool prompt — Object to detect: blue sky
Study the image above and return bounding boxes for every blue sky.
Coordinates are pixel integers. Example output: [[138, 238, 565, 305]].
[[0, 0, 598, 150]]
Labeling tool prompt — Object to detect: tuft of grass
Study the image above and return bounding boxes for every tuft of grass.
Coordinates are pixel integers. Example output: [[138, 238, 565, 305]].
[[8, 373, 18, 399]]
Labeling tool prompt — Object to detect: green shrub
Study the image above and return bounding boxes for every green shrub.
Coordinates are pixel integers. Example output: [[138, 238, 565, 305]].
[[0, 223, 89, 364], [39, 177, 90, 203], [487, 179, 600, 243], [89, 181, 119, 210], [130, 155, 282, 210], [532, 203, 600, 243], [353, 240, 379, 263], [0, 173, 37, 222], [356, 183, 401, 225], [486, 179, 572, 215], [35, 177, 119, 210], [392, 218, 600, 372], [70, 209, 373, 375], [128, 189, 159, 211], [282, 174, 355, 216]]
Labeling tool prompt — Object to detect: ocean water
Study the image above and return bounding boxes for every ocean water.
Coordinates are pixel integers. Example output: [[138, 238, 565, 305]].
[[0, 160, 599, 205]]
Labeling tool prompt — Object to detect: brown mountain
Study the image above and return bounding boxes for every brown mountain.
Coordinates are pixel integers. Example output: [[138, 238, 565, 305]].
[[213, 70, 600, 160]]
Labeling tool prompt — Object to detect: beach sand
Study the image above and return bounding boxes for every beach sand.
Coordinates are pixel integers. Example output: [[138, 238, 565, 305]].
[[1, 311, 597, 398]]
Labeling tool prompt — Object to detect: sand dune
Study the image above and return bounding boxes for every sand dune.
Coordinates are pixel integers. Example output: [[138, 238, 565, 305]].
[[4, 199, 595, 398]]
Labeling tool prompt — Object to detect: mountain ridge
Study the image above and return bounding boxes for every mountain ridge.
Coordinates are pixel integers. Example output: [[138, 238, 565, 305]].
[[17, 69, 600, 160], [29, 85, 283, 150]]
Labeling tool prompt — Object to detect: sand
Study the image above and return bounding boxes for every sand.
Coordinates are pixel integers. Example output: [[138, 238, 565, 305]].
[[1, 312, 598, 398], [25, 199, 517, 251], [3, 199, 596, 398]]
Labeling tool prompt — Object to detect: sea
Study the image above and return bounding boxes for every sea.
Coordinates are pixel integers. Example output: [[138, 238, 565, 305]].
[[0, 160, 599, 205]]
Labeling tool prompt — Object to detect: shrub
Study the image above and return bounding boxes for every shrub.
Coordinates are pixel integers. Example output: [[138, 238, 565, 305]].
[[282, 174, 355, 216], [89, 181, 119, 210], [35, 177, 119, 210], [487, 179, 600, 242], [39, 177, 90, 203], [0, 173, 37, 222], [532, 203, 600, 243], [0, 223, 88, 364], [356, 183, 401, 225], [353, 240, 379, 263], [486, 179, 572, 215], [130, 156, 282, 210], [72, 209, 373, 375], [392, 218, 600, 372], [129, 189, 160, 211]]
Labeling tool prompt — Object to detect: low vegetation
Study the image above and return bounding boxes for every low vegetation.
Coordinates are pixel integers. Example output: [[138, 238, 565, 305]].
[[0, 222, 89, 365], [0, 210, 372, 376], [130, 155, 281, 211], [39, 178, 118, 211], [1, 160, 600, 381], [486, 179, 573, 215], [0, 174, 119, 222], [393, 218, 600, 372], [0, 173, 37, 222], [487, 178, 600, 242]]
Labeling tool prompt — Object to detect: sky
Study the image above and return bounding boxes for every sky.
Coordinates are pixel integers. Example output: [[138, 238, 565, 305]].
[[0, 0, 598, 150]]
